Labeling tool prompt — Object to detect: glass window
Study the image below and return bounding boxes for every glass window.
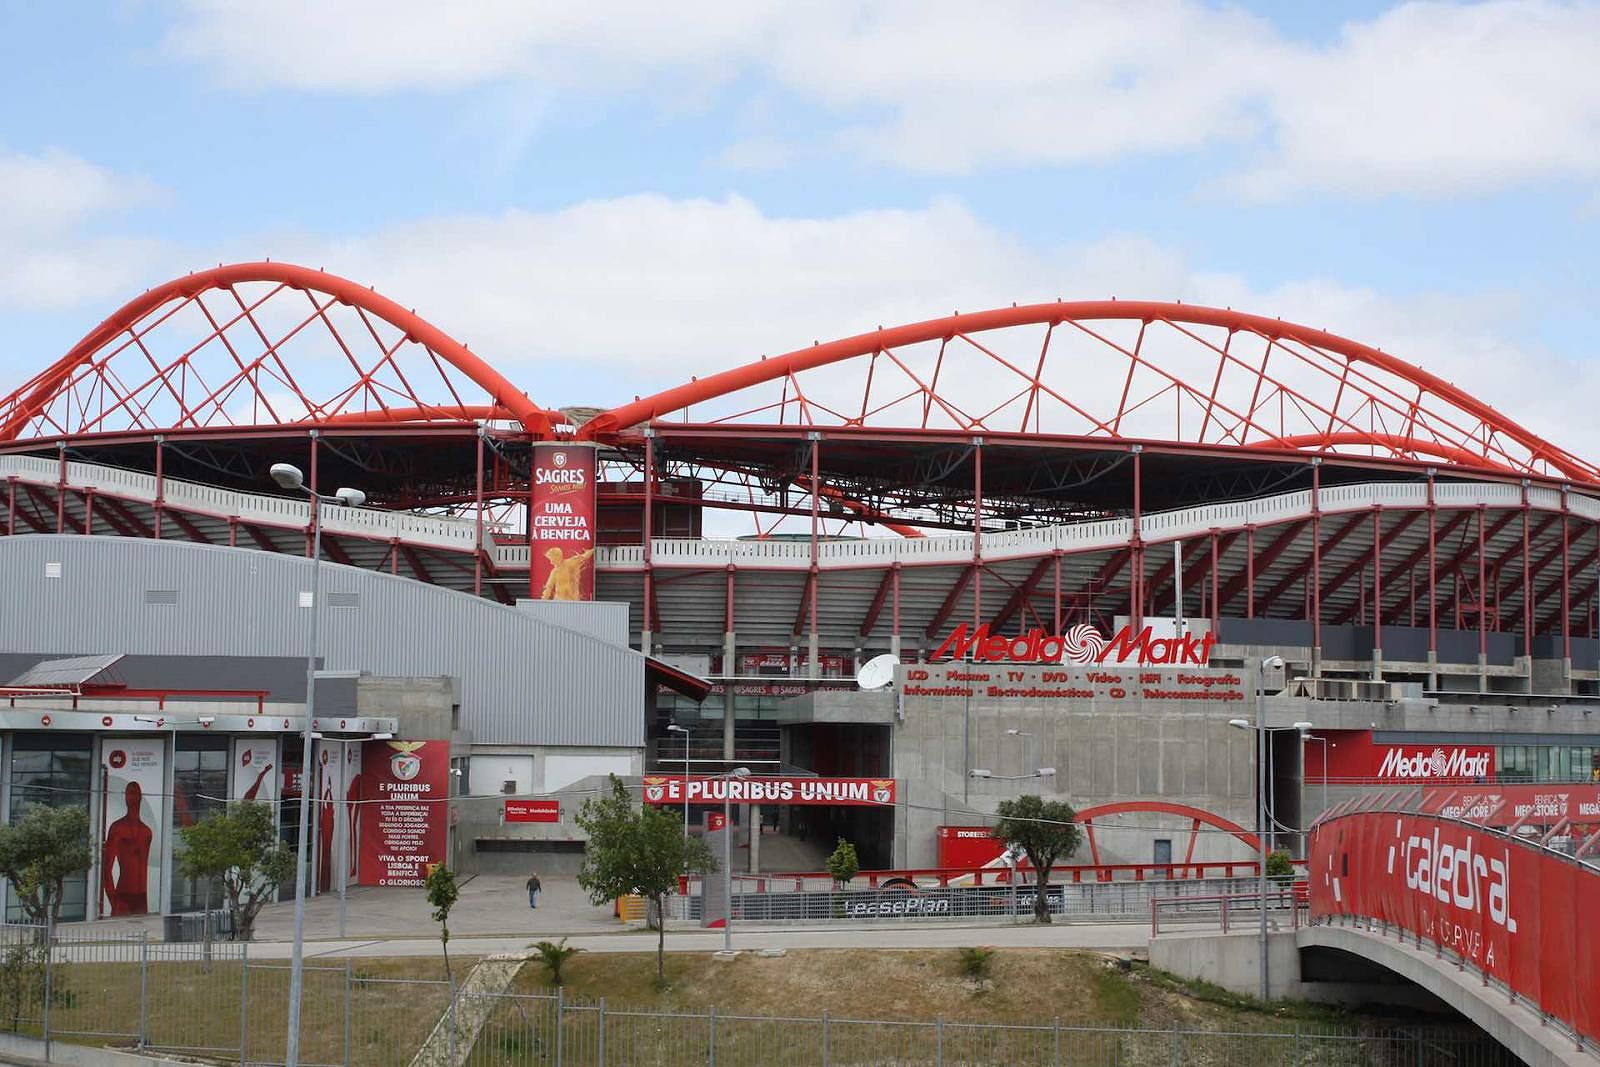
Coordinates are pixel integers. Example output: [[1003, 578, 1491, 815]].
[[7, 735, 93, 922], [171, 736, 229, 913]]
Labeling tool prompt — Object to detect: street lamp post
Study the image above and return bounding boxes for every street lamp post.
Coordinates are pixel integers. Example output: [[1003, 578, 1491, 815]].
[[1294, 722, 1328, 837], [1228, 653, 1283, 1003], [667, 724, 690, 838], [269, 461, 365, 1067], [717, 767, 751, 953]]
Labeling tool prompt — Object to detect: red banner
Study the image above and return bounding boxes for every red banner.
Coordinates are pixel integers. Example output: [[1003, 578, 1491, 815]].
[[530, 443, 597, 601], [358, 740, 449, 887], [1306, 730, 1495, 782], [642, 775, 896, 807], [1311, 811, 1600, 1045], [1422, 784, 1600, 827], [504, 799, 561, 823]]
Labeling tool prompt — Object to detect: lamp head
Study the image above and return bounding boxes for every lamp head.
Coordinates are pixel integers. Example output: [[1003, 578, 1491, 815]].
[[1227, 718, 1252, 730], [269, 463, 305, 491], [1292, 721, 1313, 731], [333, 487, 367, 507], [1262, 655, 1285, 671], [1036, 767, 1057, 777], [969, 769, 993, 779], [731, 766, 751, 779], [666, 724, 688, 734]]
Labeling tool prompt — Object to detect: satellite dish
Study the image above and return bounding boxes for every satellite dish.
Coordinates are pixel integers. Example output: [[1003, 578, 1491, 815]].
[[856, 653, 899, 691]]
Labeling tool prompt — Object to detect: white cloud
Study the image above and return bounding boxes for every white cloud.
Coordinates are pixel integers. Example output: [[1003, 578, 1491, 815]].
[[163, 1, 1600, 197], [0, 150, 168, 312]]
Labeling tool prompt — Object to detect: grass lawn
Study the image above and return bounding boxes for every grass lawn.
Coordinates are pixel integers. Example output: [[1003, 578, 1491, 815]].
[[16, 953, 465, 1067]]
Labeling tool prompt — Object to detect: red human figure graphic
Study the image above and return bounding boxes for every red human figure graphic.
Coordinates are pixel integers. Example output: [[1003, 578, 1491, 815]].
[[317, 777, 335, 892], [101, 781, 153, 916], [241, 760, 274, 802], [344, 770, 361, 880]]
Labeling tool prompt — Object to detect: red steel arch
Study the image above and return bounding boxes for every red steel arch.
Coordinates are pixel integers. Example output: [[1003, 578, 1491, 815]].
[[1074, 800, 1261, 866], [0, 262, 556, 441], [580, 302, 1597, 485]]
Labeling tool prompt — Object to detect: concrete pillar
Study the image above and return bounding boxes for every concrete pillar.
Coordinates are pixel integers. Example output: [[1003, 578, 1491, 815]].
[[808, 630, 820, 679]]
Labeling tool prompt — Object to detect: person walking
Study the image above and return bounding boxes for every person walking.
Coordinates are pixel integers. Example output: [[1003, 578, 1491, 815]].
[[526, 871, 542, 909]]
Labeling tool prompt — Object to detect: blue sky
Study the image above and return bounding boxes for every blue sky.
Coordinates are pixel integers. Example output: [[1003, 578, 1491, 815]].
[[4, 2, 1600, 450]]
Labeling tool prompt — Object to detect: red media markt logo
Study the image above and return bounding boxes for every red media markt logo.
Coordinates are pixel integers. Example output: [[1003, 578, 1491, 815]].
[[935, 621, 1216, 667]]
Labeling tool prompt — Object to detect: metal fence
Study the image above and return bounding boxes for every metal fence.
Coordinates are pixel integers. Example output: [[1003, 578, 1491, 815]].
[[670, 875, 1282, 924], [0, 923, 1520, 1066]]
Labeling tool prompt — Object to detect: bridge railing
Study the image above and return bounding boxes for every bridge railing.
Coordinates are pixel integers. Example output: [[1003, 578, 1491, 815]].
[[1308, 792, 1600, 1054]]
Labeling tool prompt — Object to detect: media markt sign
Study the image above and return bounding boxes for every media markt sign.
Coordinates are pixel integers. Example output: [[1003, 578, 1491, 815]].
[[932, 622, 1217, 667]]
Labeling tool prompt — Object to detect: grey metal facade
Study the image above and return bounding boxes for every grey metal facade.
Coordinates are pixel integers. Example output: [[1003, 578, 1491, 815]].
[[0, 536, 644, 747]]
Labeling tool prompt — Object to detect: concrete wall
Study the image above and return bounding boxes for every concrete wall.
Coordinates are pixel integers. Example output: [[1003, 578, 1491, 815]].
[[886, 674, 1257, 868]]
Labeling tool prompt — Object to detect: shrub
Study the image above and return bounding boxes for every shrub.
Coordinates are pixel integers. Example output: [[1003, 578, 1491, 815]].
[[956, 947, 994, 981], [532, 938, 583, 987], [825, 839, 859, 888]]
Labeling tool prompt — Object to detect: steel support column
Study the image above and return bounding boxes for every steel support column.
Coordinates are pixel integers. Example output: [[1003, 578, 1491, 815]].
[[808, 434, 821, 678], [1427, 470, 1438, 684], [1371, 508, 1383, 679], [1311, 460, 1322, 673], [1478, 506, 1488, 691], [153, 436, 165, 539], [972, 437, 983, 626], [1130, 447, 1143, 630], [473, 431, 485, 598], [1245, 526, 1255, 619], [643, 430, 655, 656]]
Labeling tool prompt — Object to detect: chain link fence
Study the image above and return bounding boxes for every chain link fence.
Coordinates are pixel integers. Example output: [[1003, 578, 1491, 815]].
[[0, 923, 1521, 1066]]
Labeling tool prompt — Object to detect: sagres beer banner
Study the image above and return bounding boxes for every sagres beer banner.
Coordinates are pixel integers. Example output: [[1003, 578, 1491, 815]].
[[1311, 811, 1600, 1045], [357, 740, 448, 887], [530, 443, 597, 601], [643, 775, 896, 807]]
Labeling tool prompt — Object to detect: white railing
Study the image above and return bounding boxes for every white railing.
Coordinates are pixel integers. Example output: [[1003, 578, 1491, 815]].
[[12, 453, 1598, 573], [2, 454, 481, 552]]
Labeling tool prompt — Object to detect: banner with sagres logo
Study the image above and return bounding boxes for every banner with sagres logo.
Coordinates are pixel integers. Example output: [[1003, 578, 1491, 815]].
[[530, 443, 596, 601], [1311, 812, 1600, 1045], [642, 775, 896, 806]]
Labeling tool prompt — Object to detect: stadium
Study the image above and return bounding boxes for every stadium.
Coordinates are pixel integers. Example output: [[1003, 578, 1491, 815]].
[[3, 260, 1600, 919]]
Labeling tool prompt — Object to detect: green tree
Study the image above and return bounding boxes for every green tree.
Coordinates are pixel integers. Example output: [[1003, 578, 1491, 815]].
[[175, 801, 293, 942], [576, 775, 715, 984], [0, 806, 92, 928], [991, 795, 1082, 924], [825, 838, 859, 889], [425, 865, 460, 985]]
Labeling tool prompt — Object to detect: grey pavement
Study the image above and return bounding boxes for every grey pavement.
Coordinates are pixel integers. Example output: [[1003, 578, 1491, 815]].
[[64, 874, 1146, 961]]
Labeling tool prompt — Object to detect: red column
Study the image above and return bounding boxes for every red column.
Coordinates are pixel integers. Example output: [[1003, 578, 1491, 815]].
[[83, 489, 93, 536], [1562, 490, 1571, 661], [55, 444, 65, 533], [1372, 507, 1383, 667], [1521, 482, 1532, 661], [1053, 551, 1063, 631], [1245, 525, 1255, 619], [473, 431, 486, 597], [972, 437, 983, 626], [228, 518, 237, 548], [891, 562, 901, 655], [725, 565, 735, 637], [1209, 529, 1220, 634], [5, 477, 14, 536], [154, 436, 165, 539], [1311, 460, 1322, 664], [1427, 470, 1437, 659], [808, 434, 821, 674], [1477, 505, 1488, 664], [643, 431, 655, 648], [1130, 447, 1143, 630]]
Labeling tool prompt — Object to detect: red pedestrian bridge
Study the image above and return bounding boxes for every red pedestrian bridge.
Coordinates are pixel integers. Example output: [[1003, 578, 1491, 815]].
[[1304, 791, 1600, 1064]]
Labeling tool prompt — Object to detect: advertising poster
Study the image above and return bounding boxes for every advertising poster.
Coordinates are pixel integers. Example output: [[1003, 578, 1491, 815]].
[[231, 738, 278, 804], [1312, 811, 1600, 1046], [504, 799, 560, 823], [99, 739, 165, 918], [358, 740, 449, 887], [529, 443, 596, 601], [1306, 730, 1495, 783], [313, 741, 365, 893]]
